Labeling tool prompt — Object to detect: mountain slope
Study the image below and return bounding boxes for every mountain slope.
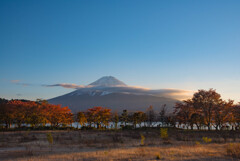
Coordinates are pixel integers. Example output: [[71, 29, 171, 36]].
[[48, 93, 178, 113], [48, 76, 181, 113]]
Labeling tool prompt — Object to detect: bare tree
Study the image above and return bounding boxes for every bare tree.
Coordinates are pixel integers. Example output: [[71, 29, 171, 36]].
[[146, 105, 155, 127]]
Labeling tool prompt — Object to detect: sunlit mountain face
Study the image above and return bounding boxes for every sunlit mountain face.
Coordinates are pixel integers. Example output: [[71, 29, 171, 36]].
[[48, 76, 191, 113]]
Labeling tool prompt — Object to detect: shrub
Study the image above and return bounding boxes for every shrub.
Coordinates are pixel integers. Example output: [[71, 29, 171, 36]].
[[226, 143, 240, 158], [160, 128, 168, 140], [140, 134, 145, 146], [202, 137, 212, 143], [46, 132, 53, 151], [156, 153, 162, 160], [46, 133, 53, 144]]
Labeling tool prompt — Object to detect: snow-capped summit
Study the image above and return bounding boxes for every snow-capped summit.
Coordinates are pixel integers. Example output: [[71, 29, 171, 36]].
[[89, 76, 127, 87], [48, 76, 190, 113]]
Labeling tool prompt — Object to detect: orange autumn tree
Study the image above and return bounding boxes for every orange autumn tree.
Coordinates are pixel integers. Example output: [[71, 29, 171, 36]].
[[0, 100, 14, 129], [7, 100, 27, 128], [0, 99, 73, 129], [99, 108, 112, 128], [24, 101, 47, 128], [174, 89, 237, 130], [132, 111, 147, 128], [46, 104, 73, 127], [232, 104, 240, 130], [86, 107, 111, 129], [0, 100, 47, 128], [174, 99, 195, 129], [213, 99, 234, 130], [192, 89, 222, 130], [77, 112, 87, 127]]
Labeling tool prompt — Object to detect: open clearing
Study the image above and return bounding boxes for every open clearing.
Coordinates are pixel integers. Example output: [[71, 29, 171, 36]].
[[0, 129, 239, 161]]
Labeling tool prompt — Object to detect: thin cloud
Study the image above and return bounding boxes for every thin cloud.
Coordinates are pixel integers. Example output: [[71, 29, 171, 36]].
[[15, 83, 32, 87], [42, 83, 193, 100], [128, 85, 150, 90], [10, 80, 32, 87], [20, 83, 32, 86], [152, 88, 194, 100], [11, 80, 20, 83], [43, 83, 89, 89], [25, 81, 193, 100]]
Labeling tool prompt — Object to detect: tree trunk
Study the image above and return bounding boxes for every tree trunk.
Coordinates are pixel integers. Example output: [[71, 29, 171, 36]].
[[207, 123, 211, 130]]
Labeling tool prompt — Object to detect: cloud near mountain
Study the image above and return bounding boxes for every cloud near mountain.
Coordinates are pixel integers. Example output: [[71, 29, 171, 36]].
[[9, 76, 193, 100], [42, 83, 88, 89], [45, 76, 193, 100], [43, 83, 150, 90], [48, 76, 193, 112]]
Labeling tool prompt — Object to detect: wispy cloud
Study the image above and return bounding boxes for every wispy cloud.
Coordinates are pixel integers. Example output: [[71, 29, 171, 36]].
[[10, 80, 32, 86], [42, 83, 193, 99], [14, 82, 32, 87], [42, 83, 90, 89], [11, 80, 20, 83], [128, 86, 150, 90], [18, 83, 32, 86], [152, 88, 194, 100], [9, 79, 193, 100], [10, 80, 87, 89]]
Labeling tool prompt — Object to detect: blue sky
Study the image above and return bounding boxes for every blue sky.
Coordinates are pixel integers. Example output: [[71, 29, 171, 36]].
[[0, 0, 240, 102]]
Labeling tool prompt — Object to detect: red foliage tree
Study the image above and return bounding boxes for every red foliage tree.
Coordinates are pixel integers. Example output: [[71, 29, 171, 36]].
[[86, 107, 111, 129]]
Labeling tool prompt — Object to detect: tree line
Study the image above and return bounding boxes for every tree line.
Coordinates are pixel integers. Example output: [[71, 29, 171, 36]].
[[0, 89, 240, 130], [76, 105, 173, 129], [0, 99, 73, 129], [174, 89, 240, 130]]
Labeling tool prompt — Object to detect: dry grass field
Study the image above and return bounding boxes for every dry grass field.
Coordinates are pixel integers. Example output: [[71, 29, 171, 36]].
[[0, 129, 239, 161]]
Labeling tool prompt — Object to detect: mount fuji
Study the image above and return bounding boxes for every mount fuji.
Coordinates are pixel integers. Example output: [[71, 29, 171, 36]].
[[48, 76, 188, 113]]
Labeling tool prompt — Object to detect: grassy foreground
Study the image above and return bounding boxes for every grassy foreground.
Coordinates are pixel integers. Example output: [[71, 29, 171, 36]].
[[0, 129, 239, 160], [8, 143, 239, 161]]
